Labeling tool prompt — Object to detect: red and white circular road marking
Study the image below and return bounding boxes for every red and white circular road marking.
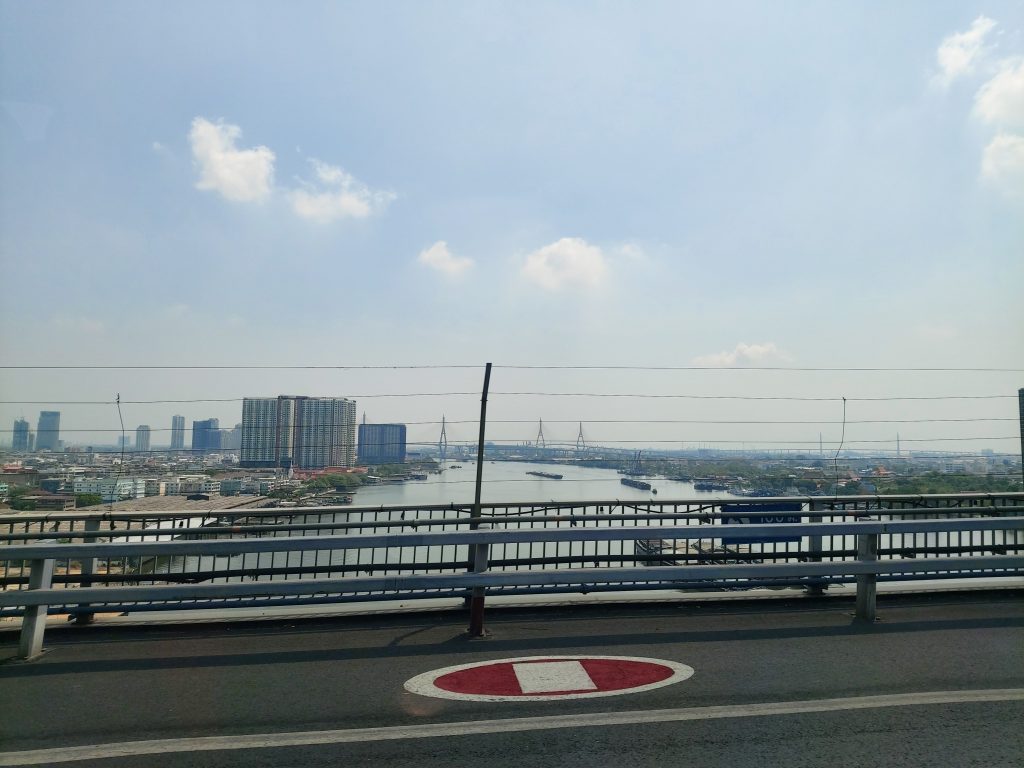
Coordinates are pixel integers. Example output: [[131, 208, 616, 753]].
[[404, 655, 695, 702]]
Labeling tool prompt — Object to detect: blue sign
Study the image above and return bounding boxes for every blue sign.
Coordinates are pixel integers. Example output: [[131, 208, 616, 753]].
[[721, 502, 803, 543]]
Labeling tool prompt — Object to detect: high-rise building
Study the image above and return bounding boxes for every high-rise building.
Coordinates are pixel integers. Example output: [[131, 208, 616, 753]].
[[12, 419, 30, 451], [220, 423, 242, 451], [358, 422, 407, 465], [192, 418, 221, 453], [170, 415, 185, 450], [240, 396, 356, 469], [293, 397, 357, 469], [241, 397, 295, 468], [135, 425, 151, 453], [36, 411, 61, 451]]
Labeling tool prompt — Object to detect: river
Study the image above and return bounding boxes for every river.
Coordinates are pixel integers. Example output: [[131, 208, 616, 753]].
[[349, 460, 736, 506]]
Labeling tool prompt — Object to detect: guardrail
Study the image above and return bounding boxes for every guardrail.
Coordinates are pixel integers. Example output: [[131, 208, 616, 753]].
[[2, 514, 1023, 660], [3, 494, 1022, 592]]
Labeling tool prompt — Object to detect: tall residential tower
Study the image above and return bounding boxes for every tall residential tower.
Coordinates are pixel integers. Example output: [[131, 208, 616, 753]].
[[12, 419, 30, 451], [170, 415, 186, 450], [357, 421, 407, 465], [36, 411, 60, 451], [191, 418, 221, 453], [241, 396, 356, 469]]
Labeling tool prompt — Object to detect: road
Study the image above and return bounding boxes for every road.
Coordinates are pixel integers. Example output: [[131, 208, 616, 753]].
[[1, 591, 1022, 767]]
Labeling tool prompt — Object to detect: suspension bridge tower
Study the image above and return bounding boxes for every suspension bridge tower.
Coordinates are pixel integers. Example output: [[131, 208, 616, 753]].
[[438, 415, 448, 465], [576, 422, 587, 452]]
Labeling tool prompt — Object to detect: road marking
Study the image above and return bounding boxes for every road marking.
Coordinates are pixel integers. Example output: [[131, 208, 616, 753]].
[[405, 654, 694, 701], [1, 689, 1021, 766], [513, 660, 597, 693]]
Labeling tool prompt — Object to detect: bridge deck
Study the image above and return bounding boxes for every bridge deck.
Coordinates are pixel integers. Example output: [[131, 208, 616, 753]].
[[1, 591, 1021, 767]]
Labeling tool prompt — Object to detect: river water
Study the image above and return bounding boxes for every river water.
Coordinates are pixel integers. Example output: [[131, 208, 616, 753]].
[[150, 461, 1018, 586], [349, 460, 736, 506]]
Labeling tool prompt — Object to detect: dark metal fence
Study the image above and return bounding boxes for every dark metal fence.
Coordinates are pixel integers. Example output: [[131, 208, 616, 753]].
[[2, 494, 1021, 608]]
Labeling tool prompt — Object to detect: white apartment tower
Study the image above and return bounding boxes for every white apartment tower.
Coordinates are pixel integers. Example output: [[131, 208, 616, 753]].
[[241, 396, 355, 469], [170, 415, 186, 450], [135, 425, 151, 453], [240, 397, 295, 468]]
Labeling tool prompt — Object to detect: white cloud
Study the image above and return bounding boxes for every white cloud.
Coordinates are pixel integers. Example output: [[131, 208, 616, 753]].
[[617, 243, 646, 261], [418, 241, 474, 277], [289, 160, 395, 222], [934, 16, 997, 86], [981, 132, 1024, 192], [974, 58, 1024, 127], [50, 314, 105, 334], [189, 117, 275, 202], [163, 303, 191, 318], [692, 342, 786, 367], [521, 237, 608, 291]]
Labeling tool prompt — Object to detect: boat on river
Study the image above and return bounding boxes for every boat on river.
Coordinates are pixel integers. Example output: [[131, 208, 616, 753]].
[[526, 471, 564, 480], [621, 477, 652, 491]]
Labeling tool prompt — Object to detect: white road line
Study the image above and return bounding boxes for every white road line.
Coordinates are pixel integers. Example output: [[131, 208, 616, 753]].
[[513, 660, 597, 693], [0, 689, 1021, 766]]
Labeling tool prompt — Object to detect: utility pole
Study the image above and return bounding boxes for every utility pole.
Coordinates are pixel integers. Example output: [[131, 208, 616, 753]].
[[468, 363, 492, 637], [1018, 389, 1023, 487]]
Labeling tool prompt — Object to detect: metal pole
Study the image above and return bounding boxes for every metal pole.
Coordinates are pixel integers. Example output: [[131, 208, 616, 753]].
[[74, 517, 100, 625], [1018, 388, 1023, 488], [472, 363, 492, 517], [465, 363, 492, 624], [468, 524, 491, 637], [805, 498, 825, 596], [855, 533, 878, 622], [18, 558, 55, 660]]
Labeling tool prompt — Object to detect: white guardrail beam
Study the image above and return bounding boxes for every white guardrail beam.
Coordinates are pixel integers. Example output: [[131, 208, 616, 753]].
[[2, 517, 1023, 561]]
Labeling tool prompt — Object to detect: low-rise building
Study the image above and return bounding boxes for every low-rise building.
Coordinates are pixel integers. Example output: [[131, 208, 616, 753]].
[[143, 479, 167, 497], [73, 477, 146, 502], [177, 475, 221, 495], [18, 494, 75, 511]]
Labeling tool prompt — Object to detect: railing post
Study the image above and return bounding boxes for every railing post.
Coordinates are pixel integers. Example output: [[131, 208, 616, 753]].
[[855, 532, 879, 622], [806, 498, 825, 596], [74, 517, 100, 625], [18, 558, 55, 661], [468, 524, 490, 637]]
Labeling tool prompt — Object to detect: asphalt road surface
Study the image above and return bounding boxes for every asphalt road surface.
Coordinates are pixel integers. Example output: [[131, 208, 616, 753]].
[[1, 592, 1022, 767]]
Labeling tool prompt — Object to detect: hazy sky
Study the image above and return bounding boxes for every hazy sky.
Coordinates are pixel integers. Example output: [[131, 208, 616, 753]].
[[1, 2, 1022, 452]]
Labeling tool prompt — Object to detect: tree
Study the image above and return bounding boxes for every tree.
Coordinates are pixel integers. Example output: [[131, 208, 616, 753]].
[[75, 493, 103, 508]]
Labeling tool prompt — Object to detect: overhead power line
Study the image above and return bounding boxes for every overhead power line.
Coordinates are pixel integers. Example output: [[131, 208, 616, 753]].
[[0, 393, 1015, 405], [493, 365, 1024, 372], [2, 364, 1022, 372], [0, 365, 482, 370]]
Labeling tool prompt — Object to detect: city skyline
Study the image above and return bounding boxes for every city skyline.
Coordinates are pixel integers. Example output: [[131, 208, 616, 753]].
[[4, 384, 1023, 458]]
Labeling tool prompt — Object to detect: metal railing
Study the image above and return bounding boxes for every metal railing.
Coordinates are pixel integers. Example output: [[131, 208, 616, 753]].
[[2, 493, 1021, 591], [1, 493, 1022, 659]]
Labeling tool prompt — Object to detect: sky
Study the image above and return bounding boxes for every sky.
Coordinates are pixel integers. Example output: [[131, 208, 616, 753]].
[[1, 1, 1022, 453]]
